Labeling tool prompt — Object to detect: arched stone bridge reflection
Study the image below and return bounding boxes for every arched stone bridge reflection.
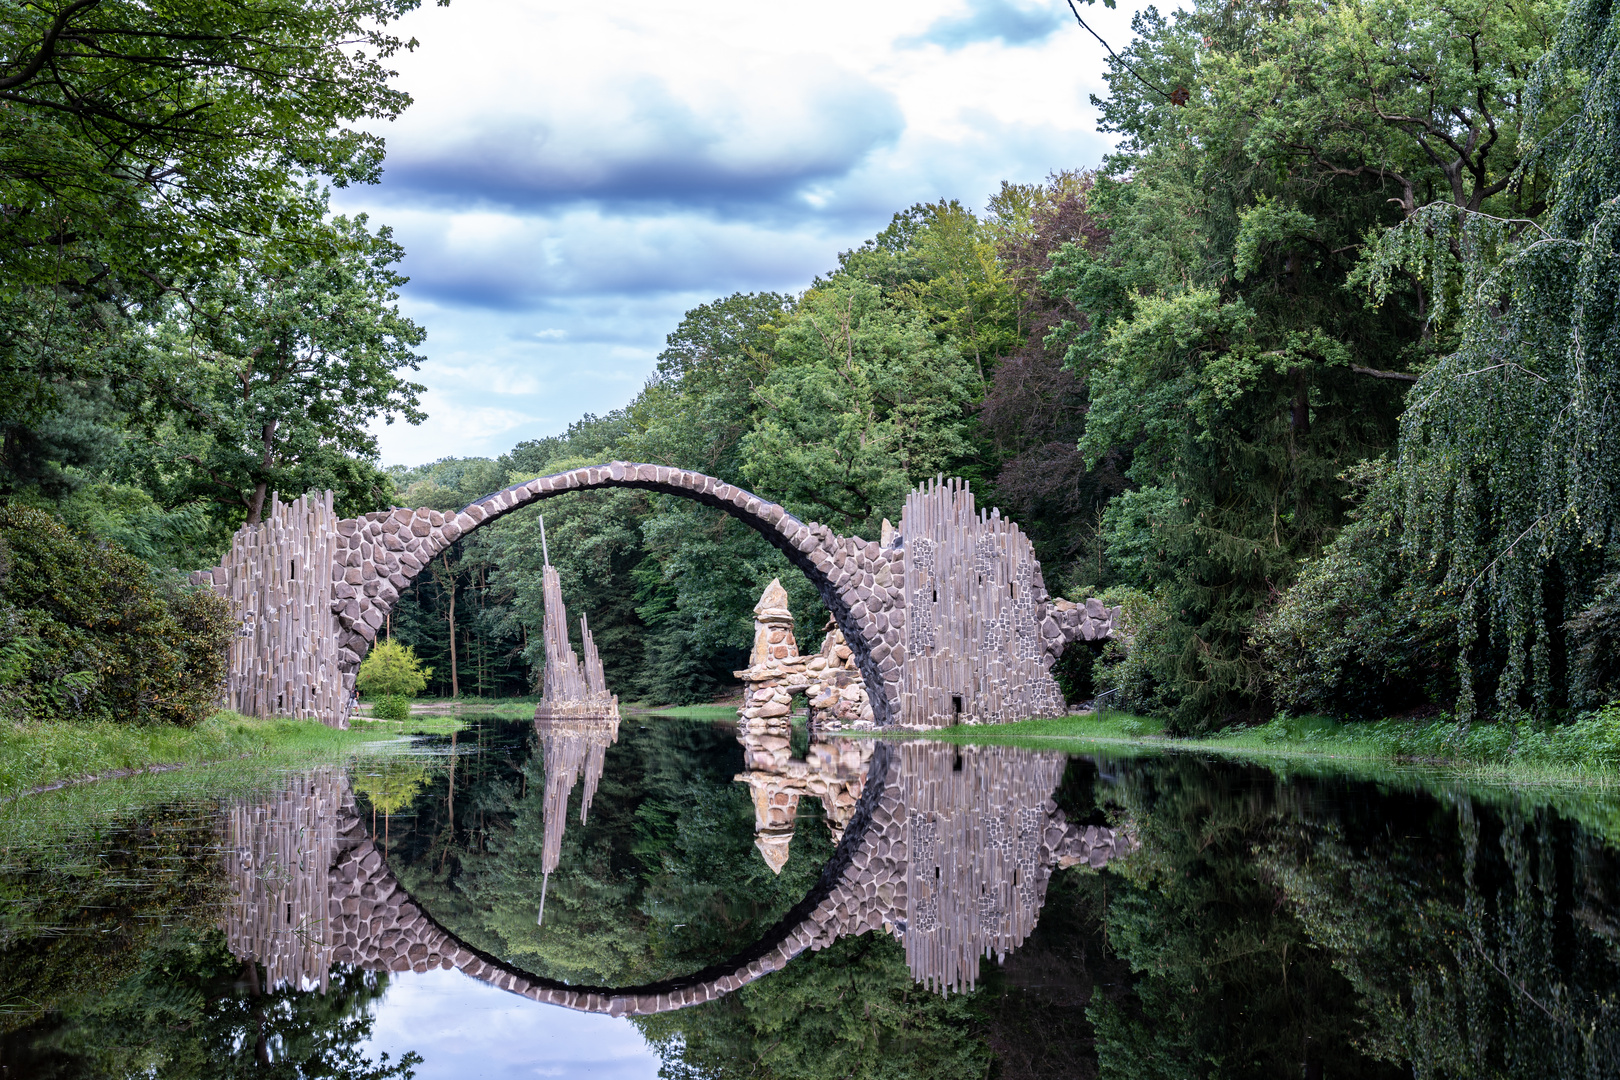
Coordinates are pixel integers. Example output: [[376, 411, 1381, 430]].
[[226, 744, 1133, 1014]]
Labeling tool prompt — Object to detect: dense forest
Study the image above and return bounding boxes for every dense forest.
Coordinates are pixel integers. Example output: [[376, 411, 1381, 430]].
[[3, 0, 1619, 731]]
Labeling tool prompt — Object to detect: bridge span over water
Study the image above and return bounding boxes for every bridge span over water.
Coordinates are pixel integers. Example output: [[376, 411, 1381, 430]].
[[194, 466, 1120, 729]]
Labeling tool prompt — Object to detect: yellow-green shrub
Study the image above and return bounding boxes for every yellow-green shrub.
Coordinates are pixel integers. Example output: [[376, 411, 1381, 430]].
[[356, 639, 431, 699]]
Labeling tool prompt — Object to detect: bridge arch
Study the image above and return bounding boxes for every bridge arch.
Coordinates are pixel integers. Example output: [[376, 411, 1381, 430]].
[[237, 747, 1130, 1013], [330, 462, 907, 724], [195, 463, 1120, 726]]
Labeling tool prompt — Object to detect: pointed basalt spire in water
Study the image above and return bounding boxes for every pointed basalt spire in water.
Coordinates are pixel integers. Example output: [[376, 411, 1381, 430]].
[[534, 515, 619, 718], [532, 513, 620, 930]]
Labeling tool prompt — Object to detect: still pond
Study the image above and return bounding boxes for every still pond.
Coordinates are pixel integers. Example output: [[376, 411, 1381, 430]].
[[3, 714, 1618, 1078]]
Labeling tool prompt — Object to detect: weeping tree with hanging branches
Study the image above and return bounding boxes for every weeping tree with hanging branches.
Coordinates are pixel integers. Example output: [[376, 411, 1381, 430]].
[[1364, 0, 1620, 721]]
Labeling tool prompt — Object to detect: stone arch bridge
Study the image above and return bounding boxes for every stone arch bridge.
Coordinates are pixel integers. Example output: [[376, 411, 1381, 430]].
[[194, 464, 1121, 727], [226, 743, 1132, 1012]]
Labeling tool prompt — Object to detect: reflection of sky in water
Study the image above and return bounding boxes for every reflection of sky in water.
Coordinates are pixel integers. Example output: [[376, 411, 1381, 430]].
[[361, 968, 660, 1079]]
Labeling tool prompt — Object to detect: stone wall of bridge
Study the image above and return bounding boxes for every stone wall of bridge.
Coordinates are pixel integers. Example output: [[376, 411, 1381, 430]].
[[195, 463, 1120, 727]]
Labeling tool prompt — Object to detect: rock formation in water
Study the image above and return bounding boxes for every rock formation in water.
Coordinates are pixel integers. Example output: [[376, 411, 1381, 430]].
[[530, 516, 620, 924], [734, 579, 872, 730]]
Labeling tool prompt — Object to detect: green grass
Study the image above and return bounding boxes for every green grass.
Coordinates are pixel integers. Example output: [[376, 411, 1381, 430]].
[[913, 709, 1620, 783], [0, 711, 395, 801], [370, 696, 744, 722], [349, 714, 469, 735], [389, 696, 537, 719], [634, 704, 740, 721]]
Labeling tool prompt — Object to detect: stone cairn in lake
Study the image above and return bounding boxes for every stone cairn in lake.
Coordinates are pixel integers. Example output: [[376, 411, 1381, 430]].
[[736, 578, 873, 729], [530, 518, 621, 925]]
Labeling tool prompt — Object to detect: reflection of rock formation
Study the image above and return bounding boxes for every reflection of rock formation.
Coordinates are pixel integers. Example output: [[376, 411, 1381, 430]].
[[528, 524, 620, 923], [534, 713, 620, 920], [734, 718, 874, 872], [894, 743, 1068, 992], [735, 579, 870, 730], [222, 769, 345, 991], [225, 742, 1132, 1015]]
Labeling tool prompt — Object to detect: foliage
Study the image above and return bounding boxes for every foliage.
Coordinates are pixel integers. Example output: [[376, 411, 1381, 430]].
[[740, 275, 977, 536], [0, 506, 232, 726], [1090, 586, 1177, 718], [1258, 460, 1461, 720], [357, 640, 432, 699], [371, 695, 412, 721], [7, 928, 419, 1078], [1260, 790, 1620, 1076], [351, 757, 430, 817], [636, 932, 992, 1080], [1043, 0, 1432, 729], [1352, 0, 1620, 720], [1090, 758, 1405, 1079], [1567, 570, 1620, 697], [131, 212, 424, 526], [0, 0, 430, 517]]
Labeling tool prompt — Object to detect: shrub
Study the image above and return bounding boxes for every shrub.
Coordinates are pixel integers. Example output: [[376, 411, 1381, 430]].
[[1092, 586, 1180, 720], [1258, 460, 1461, 721], [0, 506, 233, 726], [356, 639, 431, 699], [371, 694, 411, 721], [1567, 571, 1620, 707]]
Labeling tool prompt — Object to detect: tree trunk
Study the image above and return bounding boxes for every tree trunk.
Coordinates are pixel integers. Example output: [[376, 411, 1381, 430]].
[[245, 420, 278, 526], [444, 552, 459, 697], [246, 480, 269, 526]]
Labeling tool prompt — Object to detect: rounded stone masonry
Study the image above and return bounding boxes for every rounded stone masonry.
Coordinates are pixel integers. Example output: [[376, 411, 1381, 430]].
[[315, 463, 1119, 727]]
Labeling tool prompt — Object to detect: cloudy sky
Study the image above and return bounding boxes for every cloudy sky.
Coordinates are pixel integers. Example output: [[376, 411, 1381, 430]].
[[336, 0, 1146, 467]]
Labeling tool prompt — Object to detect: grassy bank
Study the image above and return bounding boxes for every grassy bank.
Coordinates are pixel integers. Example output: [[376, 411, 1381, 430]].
[[390, 696, 744, 722], [636, 704, 741, 721], [0, 712, 398, 800], [919, 710, 1620, 782]]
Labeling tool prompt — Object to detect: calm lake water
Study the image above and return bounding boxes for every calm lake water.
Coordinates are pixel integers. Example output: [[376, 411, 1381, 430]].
[[3, 715, 1620, 1079]]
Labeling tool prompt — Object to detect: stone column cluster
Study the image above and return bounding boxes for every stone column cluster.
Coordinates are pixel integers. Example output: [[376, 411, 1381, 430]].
[[190, 491, 345, 725]]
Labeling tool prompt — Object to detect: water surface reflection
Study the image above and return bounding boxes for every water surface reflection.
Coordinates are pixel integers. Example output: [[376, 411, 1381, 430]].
[[3, 718, 1620, 1078]]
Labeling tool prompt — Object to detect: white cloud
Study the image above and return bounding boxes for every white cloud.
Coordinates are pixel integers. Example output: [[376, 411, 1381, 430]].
[[342, 0, 1152, 466], [360, 967, 660, 1080]]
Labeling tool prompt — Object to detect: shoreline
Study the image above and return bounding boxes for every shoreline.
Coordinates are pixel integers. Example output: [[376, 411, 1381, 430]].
[[0, 713, 425, 802], [905, 712, 1620, 787]]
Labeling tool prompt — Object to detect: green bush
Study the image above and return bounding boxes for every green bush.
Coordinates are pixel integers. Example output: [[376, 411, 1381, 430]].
[[1092, 586, 1180, 721], [371, 694, 411, 721], [0, 506, 233, 726], [1567, 571, 1620, 707], [1258, 460, 1461, 721], [356, 639, 431, 699]]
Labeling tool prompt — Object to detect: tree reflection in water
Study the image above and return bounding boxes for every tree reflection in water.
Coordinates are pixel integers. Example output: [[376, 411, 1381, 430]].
[[7, 720, 1620, 1079]]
